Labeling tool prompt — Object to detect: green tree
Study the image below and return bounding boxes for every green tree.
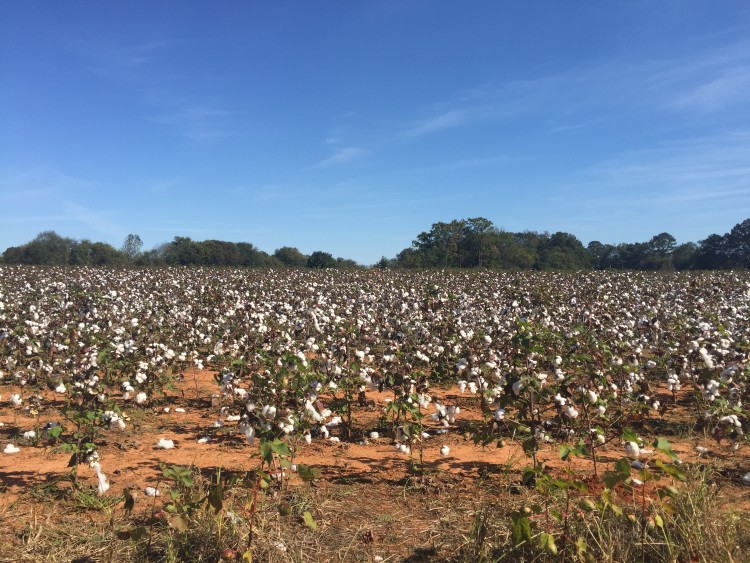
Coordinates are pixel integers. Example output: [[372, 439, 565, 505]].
[[121, 234, 143, 260], [306, 251, 337, 269], [273, 246, 308, 268]]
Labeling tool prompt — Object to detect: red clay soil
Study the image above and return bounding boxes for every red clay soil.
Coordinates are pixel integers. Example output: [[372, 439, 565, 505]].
[[2, 369, 748, 514]]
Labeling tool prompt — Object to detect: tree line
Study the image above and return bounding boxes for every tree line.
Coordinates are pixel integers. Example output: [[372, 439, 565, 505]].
[[381, 217, 750, 270], [0, 233, 358, 269], [1, 216, 748, 270]]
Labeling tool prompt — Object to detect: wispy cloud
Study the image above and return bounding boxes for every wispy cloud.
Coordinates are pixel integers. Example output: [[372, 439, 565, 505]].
[[62, 201, 126, 240], [151, 103, 236, 141], [73, 37, 236, 142], [404, 109, 467, 137], [312, 147, 366, 168], [397, 38, 750, 142], [0, 167, 94, 202], [576, 130, 750, 210]]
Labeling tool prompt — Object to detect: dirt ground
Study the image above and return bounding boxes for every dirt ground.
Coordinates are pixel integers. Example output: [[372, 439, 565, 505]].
[[1, 370, 749, 561]]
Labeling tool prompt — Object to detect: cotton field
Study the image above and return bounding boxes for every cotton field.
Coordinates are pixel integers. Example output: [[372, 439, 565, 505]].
[[1, 266, 749, 562]]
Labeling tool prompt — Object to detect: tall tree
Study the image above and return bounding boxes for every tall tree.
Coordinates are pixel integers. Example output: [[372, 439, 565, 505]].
[[121, 234, 143, 259]]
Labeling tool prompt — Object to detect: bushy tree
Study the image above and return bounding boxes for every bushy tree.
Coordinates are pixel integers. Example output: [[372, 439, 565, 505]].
[[307, 251, 337, 269], [273, 246, 308, 268]]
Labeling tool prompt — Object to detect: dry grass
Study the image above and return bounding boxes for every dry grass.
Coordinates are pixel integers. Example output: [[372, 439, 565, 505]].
[[1, 463, 748, 562]]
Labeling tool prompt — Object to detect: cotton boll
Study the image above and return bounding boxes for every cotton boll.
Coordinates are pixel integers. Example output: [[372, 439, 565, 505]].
[[156, 438, 175, 449], [369, 431, 379, 440], [4, 444, 20, 454], [624, 441, 640, 459], [135, 392, 147, 405], [440, 445, 450, 456], [145, 487, 160, 497], [23, 430, 36, 440]]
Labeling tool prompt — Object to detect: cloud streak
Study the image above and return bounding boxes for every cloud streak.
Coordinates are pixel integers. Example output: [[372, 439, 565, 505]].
[[312, 147, 366, 168]]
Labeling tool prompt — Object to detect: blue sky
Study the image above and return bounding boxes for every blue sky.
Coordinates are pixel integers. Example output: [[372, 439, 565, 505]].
[[2, 1, 749, 264]]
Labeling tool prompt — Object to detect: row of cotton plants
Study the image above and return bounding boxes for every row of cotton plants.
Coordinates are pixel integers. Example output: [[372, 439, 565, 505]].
[[1, 267, 749, 493]]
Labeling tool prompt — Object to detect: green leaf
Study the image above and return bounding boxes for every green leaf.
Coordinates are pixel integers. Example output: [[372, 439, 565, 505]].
[[270, 439, 292, 458], [259, 441, 273, 464], [615, 458, 632, 475], [297, 463, 321, 482], [622, 428, 640, 444], [653, 437, 678, 460], [655, 459, 687, 481], [654, 513, 664, 529], [302, 510, 318, 531], [510, 511, 532, 547], [207, 483, 223, 513], [560, 444, 572, 461], [539, 532, 558, 556]]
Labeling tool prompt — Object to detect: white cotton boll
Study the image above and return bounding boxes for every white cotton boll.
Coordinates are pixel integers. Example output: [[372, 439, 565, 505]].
[[458, 380, 467, 393], [596, 433, 606, 444], [174, 407, 186, 413], [135, 392, 147, 405], [4, 444, 20, 454], [145, 486, 160, 497], [440, 445, 450, 456], [369, 431, 379, 440], [9, 394, 22, 407], [327, 416, 342, 427], [92, 462, 110, 495], [468, 381, 478, 394], [304, 433, 312, 444], [23, 430, 36, 440], [625, 441, 640, 459], [197, 437, 211, 444], [695, 446, 709, 456], [512, 380, 523, 396], [156, 438, 175, 449], [54, 382, 66, 394], [226, 415, 241, 422], [587, 390, 598, 404], [554, 393, 567, 406], [494, 408, 506, 421], [742, 472, 750, 486], [555, 356, 562, 365], [329, 436, 340, 443]]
